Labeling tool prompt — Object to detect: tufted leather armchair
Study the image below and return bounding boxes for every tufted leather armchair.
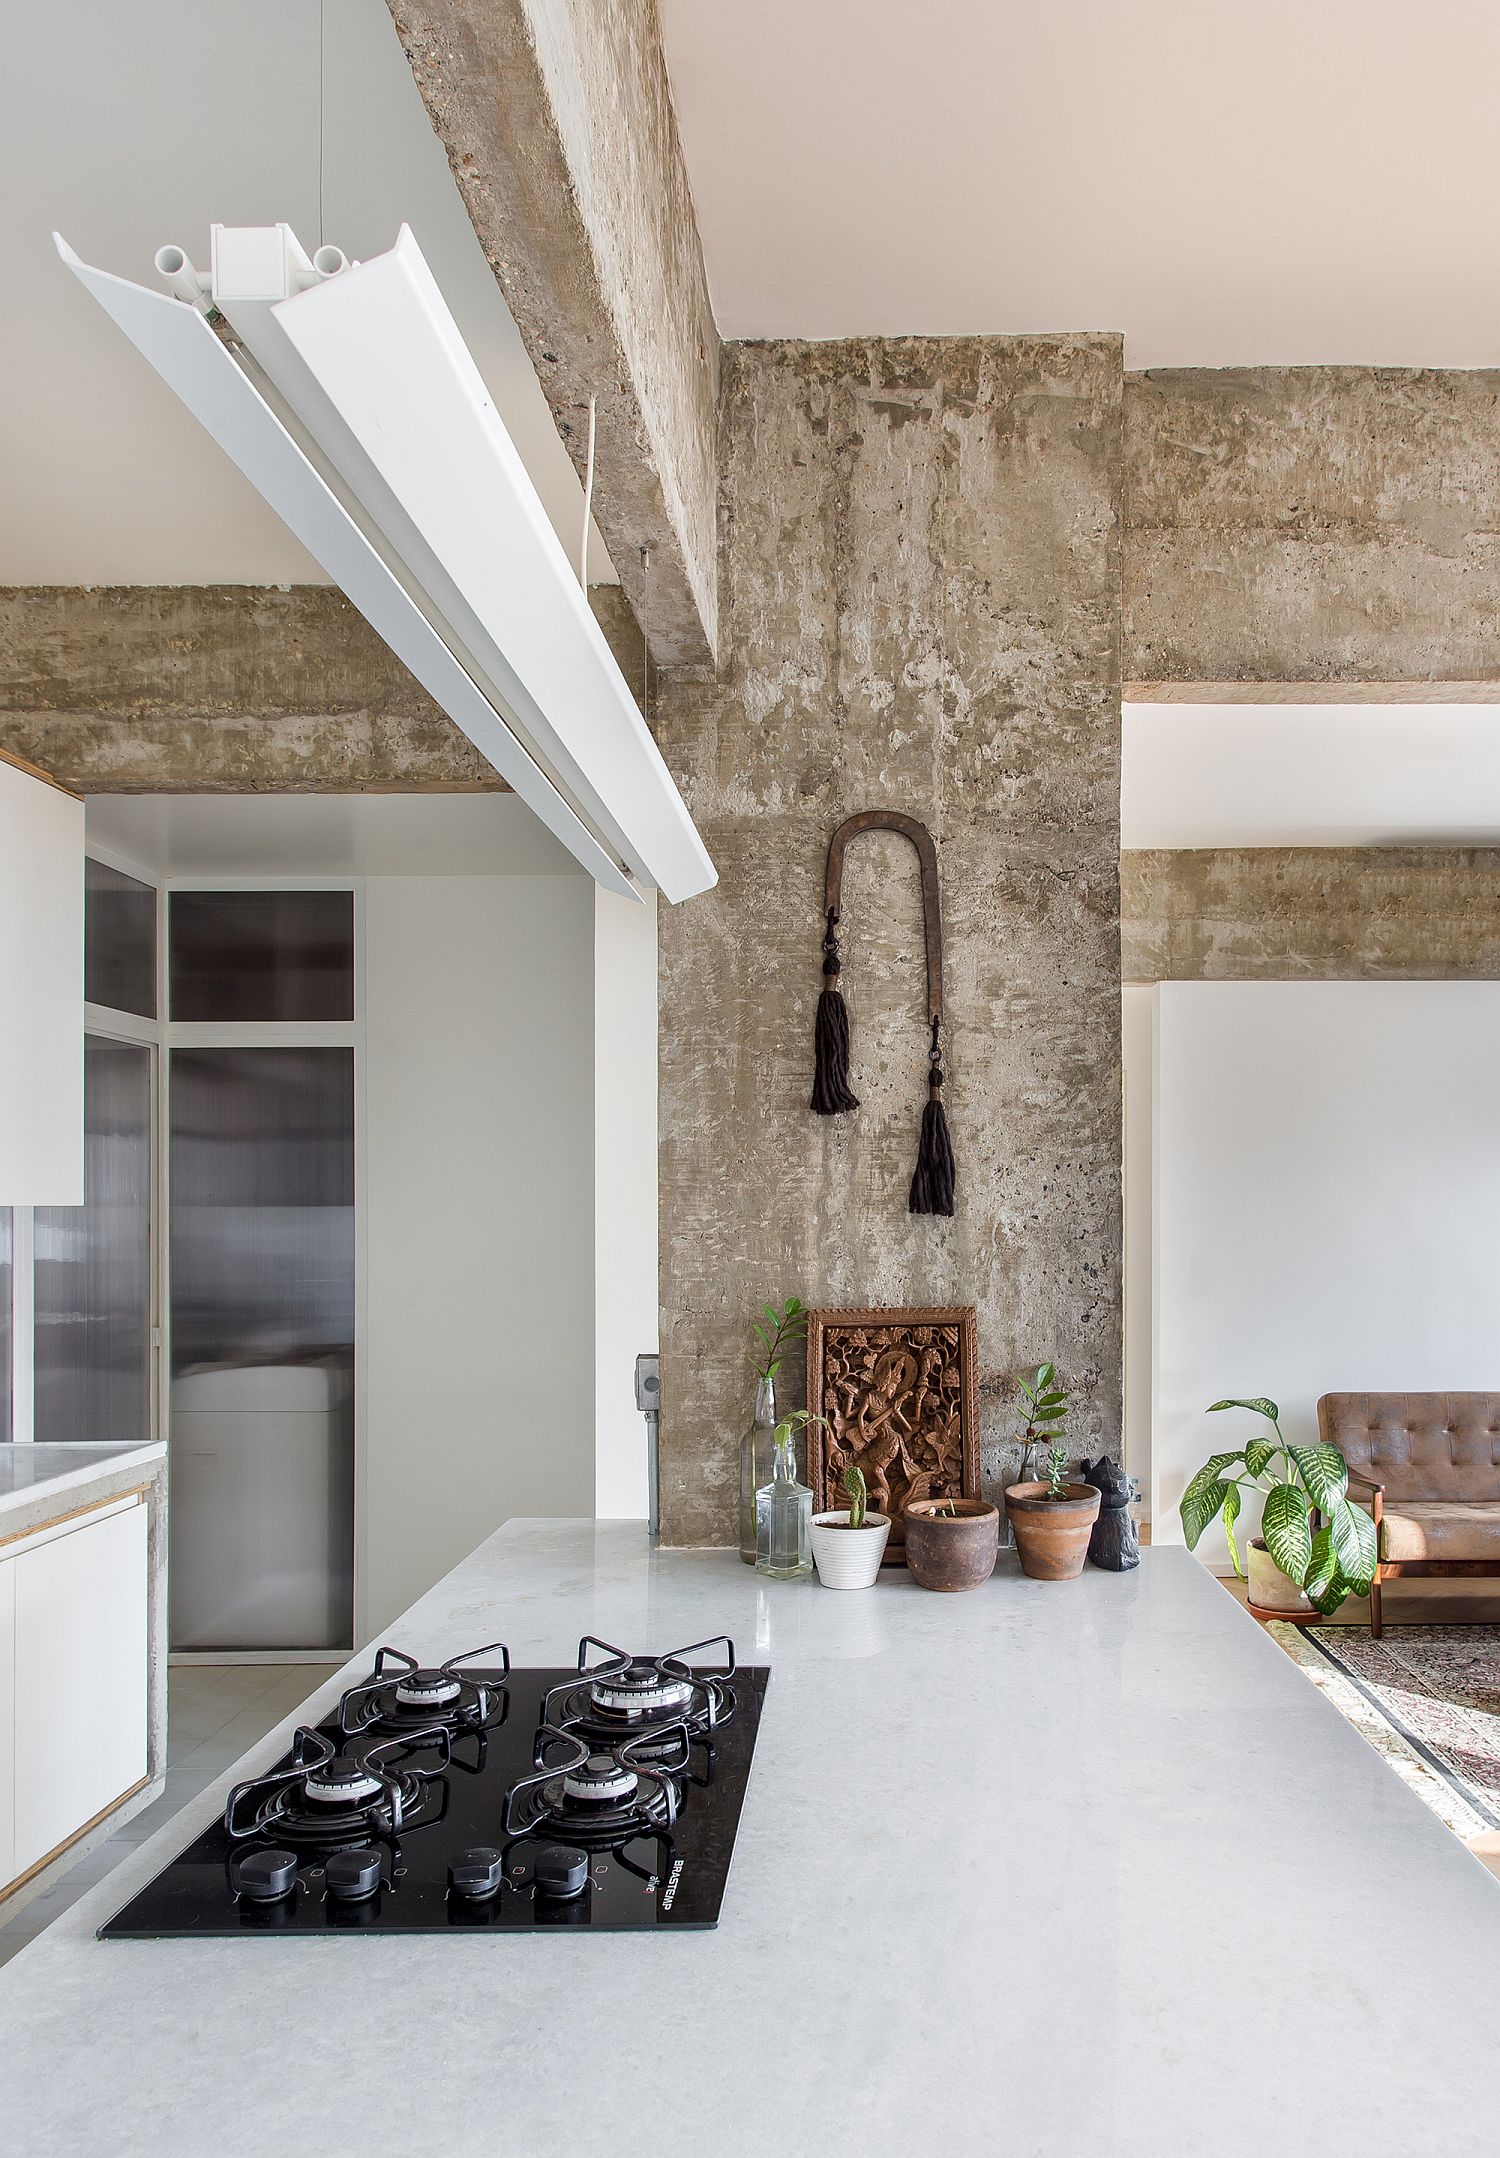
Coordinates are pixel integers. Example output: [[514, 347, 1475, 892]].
[[1317, 1393, 1500, 1636]]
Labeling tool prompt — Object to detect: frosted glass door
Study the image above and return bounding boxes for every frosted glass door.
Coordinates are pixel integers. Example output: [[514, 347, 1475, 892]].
[[169, 1047, 354, 1649], [34, 1036, 153, 1448]]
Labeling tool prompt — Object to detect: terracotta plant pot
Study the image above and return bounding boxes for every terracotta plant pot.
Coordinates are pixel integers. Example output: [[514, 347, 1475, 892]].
[[902, 1498, 1000, 1592], [810, 1510, 891, 1589], [1005, 1481, 1102, 1580]]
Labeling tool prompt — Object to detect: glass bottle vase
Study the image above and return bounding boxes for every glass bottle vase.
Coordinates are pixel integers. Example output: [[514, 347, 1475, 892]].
[[739, 1374, 777, 1565], [756, 1433, 812, 1580]]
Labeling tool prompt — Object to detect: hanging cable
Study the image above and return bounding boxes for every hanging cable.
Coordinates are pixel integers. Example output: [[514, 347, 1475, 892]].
[[580, 394, 597, 590], [317, 0, 326, 249], [640, 543, 652, 727]]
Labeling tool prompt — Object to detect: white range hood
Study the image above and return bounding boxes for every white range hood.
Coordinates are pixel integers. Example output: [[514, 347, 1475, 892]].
[[56, 223, 715, 905]]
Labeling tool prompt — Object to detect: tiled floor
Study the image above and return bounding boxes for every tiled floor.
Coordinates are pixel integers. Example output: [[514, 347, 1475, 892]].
[[0, 1661, 341, 1968]]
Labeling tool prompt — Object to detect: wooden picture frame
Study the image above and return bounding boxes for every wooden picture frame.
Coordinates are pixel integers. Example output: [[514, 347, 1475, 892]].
[[805, 1306, 979, 1564]]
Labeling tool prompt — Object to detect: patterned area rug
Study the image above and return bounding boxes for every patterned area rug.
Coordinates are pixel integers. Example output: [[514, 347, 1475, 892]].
[[1269, 1623, 1500, 1838]]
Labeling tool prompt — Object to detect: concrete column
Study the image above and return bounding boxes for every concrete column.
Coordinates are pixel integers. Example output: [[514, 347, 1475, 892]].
[[656, 336, 1124, 1545]]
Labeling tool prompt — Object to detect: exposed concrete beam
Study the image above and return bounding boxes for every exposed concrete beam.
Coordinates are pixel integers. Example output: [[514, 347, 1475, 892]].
[[386, 0, 718, 670], [1124, 368, 1500, 692], [0, 584, 645, 793], [1123, 847, 1500, 981]]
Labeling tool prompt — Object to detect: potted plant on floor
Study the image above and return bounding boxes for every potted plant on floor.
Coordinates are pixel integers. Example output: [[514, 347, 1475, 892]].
[[901, 1491, 1001, 1591], [1178, 1396, 1377, 1616], [810, 1465, 891, 1589], [1006, 1441, 1103, 1581]]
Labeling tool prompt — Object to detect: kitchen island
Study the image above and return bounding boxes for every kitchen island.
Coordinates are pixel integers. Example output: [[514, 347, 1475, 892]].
[[2, 1518, 1497, 2156]]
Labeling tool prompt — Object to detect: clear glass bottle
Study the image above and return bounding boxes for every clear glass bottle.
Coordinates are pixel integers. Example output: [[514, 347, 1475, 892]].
[[739, 1374, 777, 1565], [756, 1429, 812, 1579]]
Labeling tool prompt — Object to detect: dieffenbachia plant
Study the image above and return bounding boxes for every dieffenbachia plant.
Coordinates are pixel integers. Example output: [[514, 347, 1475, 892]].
[[1179, 1397, 1378, 1616]]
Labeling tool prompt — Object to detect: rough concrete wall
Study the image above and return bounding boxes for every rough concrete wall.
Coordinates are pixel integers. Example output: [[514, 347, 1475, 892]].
[[387, 0, 718, 668], [0, 584, 644, 791], [657, 336, 1124, 1546], [1124, 369, 1500, 690], [1124, 848, 1500, 981]]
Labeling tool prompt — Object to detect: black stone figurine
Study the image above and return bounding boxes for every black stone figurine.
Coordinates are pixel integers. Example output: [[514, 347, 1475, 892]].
[[1080, 1455, 1140, 1571]]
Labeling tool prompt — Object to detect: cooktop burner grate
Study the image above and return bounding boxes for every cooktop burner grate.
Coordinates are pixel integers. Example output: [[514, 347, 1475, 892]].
[[338, 1642, 510, 1743], [224, 1725, 452, 1852], [503, 1724, 688, 1851], [542, 1635, 736, 1757]]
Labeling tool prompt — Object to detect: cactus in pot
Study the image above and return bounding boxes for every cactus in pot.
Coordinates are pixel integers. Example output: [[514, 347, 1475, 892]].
[[809, 1462, 891, 1589]]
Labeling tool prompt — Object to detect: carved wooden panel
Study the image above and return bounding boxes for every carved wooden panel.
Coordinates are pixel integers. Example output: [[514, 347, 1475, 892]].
[[805, 1307, 979, 1562]]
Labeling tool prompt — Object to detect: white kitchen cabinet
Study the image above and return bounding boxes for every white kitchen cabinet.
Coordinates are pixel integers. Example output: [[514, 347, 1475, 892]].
[[8, 1499, 149, 1881], [0, 748, 84, 1204], [0, 1558, 14, 1888]]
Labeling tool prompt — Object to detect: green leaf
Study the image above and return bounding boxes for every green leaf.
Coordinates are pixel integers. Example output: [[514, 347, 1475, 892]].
[[785, 1296, 803, 1314], [1181, 1454, 1236, 1512], [1243, 1438, 1276, 1478], [1328, 1497, 1378, 1592], [1261, 1481, 1313, 1588], [1221, 1484, 1244, 1577], [1208, 1397, 1280, 1423], [1036, 1364, 1055, 1387], [1306, 1565, 1352, 1618], [1288, 1443, 1349, 1513], [1304, 1523, 1339, 1603], [1180, 1473, 1232, 1551], [1036, 1394, 1068, 1412]]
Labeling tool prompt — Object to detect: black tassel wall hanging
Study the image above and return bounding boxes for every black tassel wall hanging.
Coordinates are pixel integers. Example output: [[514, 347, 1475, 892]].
[[809, 811, 957, 1216], [811, 905, 860, 1113]]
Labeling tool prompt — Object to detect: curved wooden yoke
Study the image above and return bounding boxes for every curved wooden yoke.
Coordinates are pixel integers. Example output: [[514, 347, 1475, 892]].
[[823, 811, 943, 1026]]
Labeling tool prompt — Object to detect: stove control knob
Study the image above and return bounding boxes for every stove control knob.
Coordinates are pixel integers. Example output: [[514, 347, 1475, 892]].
[[448, 1845, 505, 1901], [233, 1848, 299, 1903], [325, 1847, 383, 1903], [532, 1843, 590, 1900]]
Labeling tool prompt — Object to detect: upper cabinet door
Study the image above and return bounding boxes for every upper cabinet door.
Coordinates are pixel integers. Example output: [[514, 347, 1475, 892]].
[[0, 753, 83, 1204]]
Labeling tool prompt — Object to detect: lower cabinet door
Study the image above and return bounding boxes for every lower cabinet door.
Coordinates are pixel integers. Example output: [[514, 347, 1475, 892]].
[[11, 1502, 149, 1879], [0, 1559, 15, 1887]]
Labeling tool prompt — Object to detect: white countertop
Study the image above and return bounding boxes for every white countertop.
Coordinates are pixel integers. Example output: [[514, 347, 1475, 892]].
[[0, 1440, 166, 1523], [3, 1519, 1498, 2156]]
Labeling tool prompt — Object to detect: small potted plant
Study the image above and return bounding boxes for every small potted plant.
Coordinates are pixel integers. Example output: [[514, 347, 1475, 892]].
[[1006, 1441, 1102, 1581], [1179, 1396, 1376, 1616], [810, 1465, 891, 1589], [901, 1491, 1001, 1592]]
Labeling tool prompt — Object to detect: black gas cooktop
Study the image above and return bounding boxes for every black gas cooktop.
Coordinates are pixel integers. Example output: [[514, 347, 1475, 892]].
[[101, 1637, 768, 1938]]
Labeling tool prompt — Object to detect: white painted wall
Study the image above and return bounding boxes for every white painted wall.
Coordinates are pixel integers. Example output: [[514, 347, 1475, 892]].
[[1150, 981, 1500, 1570], [0, 762, 83, 1205], [1123, 703, 1500, 847], [360, 874, 598, 1634], [593, 886, 657, 1518], [1120, 985, 1154, 1518]]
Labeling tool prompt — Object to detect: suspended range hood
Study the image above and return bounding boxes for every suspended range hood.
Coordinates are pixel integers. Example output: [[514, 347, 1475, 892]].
[[56, 223, 715, 905]]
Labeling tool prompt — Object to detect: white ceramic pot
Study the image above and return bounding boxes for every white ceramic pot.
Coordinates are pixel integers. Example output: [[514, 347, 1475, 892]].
[[810, 1510, 890, 1589], [1247, 1537, 1313, 1614]]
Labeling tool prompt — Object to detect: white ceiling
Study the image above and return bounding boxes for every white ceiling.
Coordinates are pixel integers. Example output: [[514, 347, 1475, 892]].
[[1123, 705, 1500, 847], [660, 0, 1500, 364], [86, 793, 582, 878], [0, 0, 613, 585]]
